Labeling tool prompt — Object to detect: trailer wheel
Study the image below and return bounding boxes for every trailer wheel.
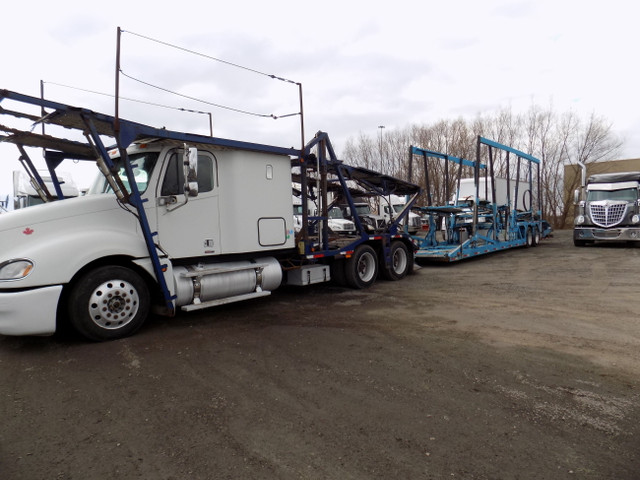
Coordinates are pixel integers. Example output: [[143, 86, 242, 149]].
[[67, 265, 150, 341], [381, 241, 410, 281], [525, 227, 533, 248], [345, 244, 378, 289], [532, 228, 541, 246]]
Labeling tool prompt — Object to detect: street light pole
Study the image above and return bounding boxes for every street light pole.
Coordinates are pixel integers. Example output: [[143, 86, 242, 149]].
[[378, 125, 385, 170]]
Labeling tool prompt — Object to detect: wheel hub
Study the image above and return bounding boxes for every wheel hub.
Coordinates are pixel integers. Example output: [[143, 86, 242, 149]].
[[88, 279, 140, 329]]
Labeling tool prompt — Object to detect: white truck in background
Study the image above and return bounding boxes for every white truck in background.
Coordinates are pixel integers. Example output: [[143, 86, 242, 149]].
[[293, 195, 356, 235], [380, 194, 422, 234], [336, 200, 387, 234], [12, 170, 79, 210]]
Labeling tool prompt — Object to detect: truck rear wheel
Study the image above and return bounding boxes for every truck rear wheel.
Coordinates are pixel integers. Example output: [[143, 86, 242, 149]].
[[67, 265, 150, 341], [525, 227, 533, 248], [381, 241, 410, 281], [345, 244, 378, 289], [532, 228, 540, 246]]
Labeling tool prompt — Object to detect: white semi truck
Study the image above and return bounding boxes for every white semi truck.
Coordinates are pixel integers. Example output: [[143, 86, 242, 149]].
[[573, 171, 640, 246], [380, 195, 422, 234], [13, 169, 80, 210], [0, 89, 419, 341]]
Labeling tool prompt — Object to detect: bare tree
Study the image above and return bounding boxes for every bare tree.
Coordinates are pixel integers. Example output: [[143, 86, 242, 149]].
[[342, 104, 623, 228]]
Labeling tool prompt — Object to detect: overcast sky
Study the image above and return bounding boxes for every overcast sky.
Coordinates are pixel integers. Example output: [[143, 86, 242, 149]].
[[1, 0, 638, 196]]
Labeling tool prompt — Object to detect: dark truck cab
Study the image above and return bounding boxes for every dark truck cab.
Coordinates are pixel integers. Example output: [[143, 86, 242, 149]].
[[574, 171, 640, 246]]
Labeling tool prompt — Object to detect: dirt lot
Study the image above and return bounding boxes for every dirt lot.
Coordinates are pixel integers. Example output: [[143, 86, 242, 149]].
[[1, 229, 639, 479]]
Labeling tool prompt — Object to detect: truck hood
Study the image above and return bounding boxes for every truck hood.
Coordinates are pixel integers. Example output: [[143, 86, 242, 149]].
[[0, 194, 149, 288], [0, 194, 121, 233]]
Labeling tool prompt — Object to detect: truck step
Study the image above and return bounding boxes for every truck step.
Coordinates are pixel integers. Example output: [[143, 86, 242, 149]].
[[180, 290, 271, 312]]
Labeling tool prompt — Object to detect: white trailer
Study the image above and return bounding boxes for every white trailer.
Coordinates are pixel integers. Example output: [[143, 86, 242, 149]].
[[453, 177, 532, 210]]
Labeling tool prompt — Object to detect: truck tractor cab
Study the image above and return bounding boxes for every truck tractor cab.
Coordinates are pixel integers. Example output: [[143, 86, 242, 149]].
[[338, 201, 386, 234], [380, 194, 421, 234], [574, 171, 640, 246]]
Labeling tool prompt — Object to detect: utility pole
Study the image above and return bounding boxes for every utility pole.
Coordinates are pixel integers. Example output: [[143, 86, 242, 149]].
[[378, 125, 385, 171]]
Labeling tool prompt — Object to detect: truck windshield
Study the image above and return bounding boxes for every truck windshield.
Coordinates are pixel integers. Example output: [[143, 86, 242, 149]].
[[89, 152, 159, 195], [587, 188, 637, 202], [355, 205, 371, 215], [329, 207, 345, 219]]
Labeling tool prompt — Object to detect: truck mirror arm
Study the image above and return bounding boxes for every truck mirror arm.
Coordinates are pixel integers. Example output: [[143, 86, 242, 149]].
[[183, 145, 199, 198]]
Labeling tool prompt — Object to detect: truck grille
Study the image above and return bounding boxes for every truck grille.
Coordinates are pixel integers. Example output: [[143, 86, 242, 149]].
[[589, 201, 627, 227]]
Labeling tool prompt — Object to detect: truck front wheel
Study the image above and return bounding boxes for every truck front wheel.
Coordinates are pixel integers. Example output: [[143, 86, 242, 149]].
[[345, 244, 378, 289], [67, 265, 150, 341]]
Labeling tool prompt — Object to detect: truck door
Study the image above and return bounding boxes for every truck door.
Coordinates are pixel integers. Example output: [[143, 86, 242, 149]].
[[153, 149, 220, 258]]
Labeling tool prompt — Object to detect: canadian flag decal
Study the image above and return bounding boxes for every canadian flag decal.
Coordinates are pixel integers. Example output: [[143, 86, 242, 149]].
[[23, 227, 34, 235]]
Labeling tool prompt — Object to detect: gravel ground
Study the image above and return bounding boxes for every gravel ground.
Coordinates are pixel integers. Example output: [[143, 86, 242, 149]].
[[1, 229, 639, 479]]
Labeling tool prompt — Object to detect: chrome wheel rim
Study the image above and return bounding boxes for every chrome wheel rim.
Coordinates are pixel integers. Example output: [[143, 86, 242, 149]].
[[392, 248, 408, 275], [88, 279, 140, 329], [357, 252, 377, 282]]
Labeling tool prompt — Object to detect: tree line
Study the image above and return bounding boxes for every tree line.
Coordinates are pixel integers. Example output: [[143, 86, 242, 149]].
[[341, 105, 623, 228]]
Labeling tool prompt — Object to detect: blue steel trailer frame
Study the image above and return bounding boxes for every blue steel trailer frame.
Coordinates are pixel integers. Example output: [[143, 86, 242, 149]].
[[410, 136, 551, 262], [296, 131, 420, 274]]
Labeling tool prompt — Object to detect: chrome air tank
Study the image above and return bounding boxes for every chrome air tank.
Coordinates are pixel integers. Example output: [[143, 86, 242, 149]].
[[172, 257, 282, 307]]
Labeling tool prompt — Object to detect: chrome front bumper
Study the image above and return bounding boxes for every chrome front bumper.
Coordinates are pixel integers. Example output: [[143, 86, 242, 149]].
[[574, 227, 640, 242]]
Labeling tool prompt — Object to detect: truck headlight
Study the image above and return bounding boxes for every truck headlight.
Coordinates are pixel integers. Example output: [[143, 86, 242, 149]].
[[0, 259, 34, 280], [633, 215, 640, 224], [575, 215, 585, 225]]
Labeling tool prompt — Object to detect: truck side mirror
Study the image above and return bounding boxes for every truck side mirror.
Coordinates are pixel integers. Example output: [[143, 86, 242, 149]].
[[573, 188, 580, 204], [183, 146, 199, 197]]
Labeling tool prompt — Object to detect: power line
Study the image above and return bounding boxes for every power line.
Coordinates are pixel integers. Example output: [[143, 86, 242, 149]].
[[121, 29, 299, 85], [116, 29, 301, 120], [42, 81, 212, 116], [118, 71, 299, 119]]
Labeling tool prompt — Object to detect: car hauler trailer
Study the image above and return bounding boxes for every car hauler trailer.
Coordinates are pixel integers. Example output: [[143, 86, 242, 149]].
[[409, 136, 551, 263], [0, 89, 420, 341]]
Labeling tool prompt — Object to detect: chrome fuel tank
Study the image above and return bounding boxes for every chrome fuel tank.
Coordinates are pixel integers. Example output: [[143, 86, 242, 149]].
[[172, 257, 282, 306]]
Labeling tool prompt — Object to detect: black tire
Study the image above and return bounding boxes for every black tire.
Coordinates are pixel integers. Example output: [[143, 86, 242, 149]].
[[574, 238, 587, 247], [67, 265, 150, 341], [532, 228, 540, 247], [525, 227, 533, 248], [381, 241, 411, 281], [345, 244, 378, 289], [330, 259, 347, 287]]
